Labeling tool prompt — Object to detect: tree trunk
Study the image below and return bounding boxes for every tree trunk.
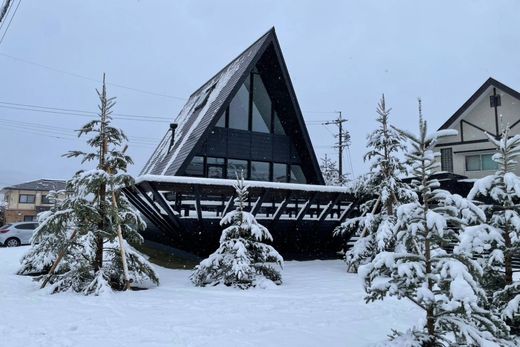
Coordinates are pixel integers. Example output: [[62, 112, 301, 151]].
[[94, 73, 108, 273], [503, 222, 513, 285]]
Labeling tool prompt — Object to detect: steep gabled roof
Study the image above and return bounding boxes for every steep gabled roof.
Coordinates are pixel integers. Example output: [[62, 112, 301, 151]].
[[141, 28, 324, 184], [439, 77, 520, 130], [141, 29, 274, 176], [1, 179, 66, 192]]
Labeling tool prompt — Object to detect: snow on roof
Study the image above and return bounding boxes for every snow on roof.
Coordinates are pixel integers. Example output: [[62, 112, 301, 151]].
[[1, 179, 67, 192], [137, 175, 354, 194]]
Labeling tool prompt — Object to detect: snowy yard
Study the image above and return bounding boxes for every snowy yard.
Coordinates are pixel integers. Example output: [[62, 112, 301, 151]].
[[0, 246, 423, 347]]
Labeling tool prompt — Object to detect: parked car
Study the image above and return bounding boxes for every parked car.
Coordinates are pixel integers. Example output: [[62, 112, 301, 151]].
[[0, 222, 39, 247]]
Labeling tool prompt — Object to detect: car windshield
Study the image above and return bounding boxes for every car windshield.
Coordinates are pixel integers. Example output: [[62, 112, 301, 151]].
[[0, 224, 12, 229]]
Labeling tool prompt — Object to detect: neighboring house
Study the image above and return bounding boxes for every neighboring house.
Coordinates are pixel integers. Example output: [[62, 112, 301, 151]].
[[1, 179, 66, 223], [435, 77, 520, 179], [129, 28, 356, 259]]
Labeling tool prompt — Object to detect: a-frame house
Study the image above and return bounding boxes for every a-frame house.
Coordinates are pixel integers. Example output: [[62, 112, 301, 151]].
[[435, 77, 520, 181], [126, 28, 357, 259]]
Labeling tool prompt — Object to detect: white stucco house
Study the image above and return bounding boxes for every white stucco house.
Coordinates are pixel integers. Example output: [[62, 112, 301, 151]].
[[435, 77, 520, 179]]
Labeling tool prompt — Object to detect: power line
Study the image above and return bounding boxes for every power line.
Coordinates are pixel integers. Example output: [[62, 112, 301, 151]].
[[0, 104, 171, 123], [0, 0, 20, 46], [0, 100, 172, 120], [0, 118, 159, 146], [0, 52, 188, 101]]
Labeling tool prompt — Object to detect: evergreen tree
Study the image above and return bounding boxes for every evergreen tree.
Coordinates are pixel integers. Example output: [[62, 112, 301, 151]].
[[461, 126, 520, 334], [360, 107, 511, 346], [335, 95, 415, 272], [18, 188, 73, 275], [320, 154, 347, 186], [191, 173, 283, 289], [18, 74, 159, 294]]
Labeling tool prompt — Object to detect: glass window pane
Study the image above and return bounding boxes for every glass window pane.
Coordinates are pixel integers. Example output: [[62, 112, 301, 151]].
[[185, 156, 204, 176], [251, 161, 270, 181], [215, 112, 225, 127], [481, 154, 498, 171], [273, 163, 287, 182], [465, 155, 481, 171], [290, 165, 306, 183], [207, 157, 225, 165], [228, 82, 250, 130], [440, 148, 453, 172], [273, 111, 285, 135], [207, 166, 224, 178], [227, 159, 248, 179], [251, 74, 271, 133]]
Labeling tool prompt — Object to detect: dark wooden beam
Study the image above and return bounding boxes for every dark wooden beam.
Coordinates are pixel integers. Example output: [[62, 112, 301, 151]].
[[146, 182, 184, 231], [296, 192, 318, 221], [272, 192, 291, 222], [123, 187, 173, 235], [136, 184, 161, 214], [193, 185, 203, 221], [222, 194, 235, 216], [339, 202, 356, 222], [251, 189, 268, 216], [318, 193, 341, 222]]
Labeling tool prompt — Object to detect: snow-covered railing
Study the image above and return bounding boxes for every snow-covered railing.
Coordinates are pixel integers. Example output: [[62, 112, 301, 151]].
[[124, 175, 360, 259]]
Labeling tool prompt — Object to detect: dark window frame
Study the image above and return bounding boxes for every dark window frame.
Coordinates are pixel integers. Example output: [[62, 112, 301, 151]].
[[41, 194, 52, 205], [221, 69, 285, 136], [250, 160, 271, 181], [465, 153, 498, 172], [19, 194, 36, 204], [440, 148, 453, 173]]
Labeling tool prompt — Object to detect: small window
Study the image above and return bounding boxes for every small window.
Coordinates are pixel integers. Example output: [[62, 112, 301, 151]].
[[251, 161, 270, 181], [227, 159, 248, 179], [290, 165, 307, 184], [440, 148, 453, 173], [273, 163, 288, 182], [41, 195, 53, 204], [465, 153, 498, 172], [465, 155, 481, 171], [23, 216, 35, 222], [207, 157, 225, 179], [185, 156, 205, 176], [481, 154, 498, 171], [19, 194, 36, 204]]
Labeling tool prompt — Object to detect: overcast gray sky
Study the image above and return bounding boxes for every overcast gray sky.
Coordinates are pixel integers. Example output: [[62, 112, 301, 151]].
[[0, 0, 519, 187]]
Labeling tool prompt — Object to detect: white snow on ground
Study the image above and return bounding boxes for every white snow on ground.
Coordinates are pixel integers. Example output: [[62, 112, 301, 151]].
[[0, 247, 422, 347]]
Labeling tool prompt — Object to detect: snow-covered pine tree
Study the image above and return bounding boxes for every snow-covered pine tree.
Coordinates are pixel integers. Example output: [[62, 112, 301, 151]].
[[191, 173, 283, 289], [18, 188, 73, 275], [320, 154, 347, 186], [18, 74, 159, 294], [461, 126, 520, 334], [335, 95, 415, 272], [359, 105, 511, 346]]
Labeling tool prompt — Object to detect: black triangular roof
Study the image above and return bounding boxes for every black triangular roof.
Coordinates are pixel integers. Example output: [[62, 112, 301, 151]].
[[141, 28, 324, 184], [438, 77, 520, 130]]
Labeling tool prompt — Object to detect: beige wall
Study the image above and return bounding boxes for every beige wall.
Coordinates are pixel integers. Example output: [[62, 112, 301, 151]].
[[3, 189, 62, 223], [436, 85, 520, 179]]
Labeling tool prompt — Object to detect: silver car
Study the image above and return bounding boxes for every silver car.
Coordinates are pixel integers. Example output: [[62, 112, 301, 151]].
[[0, 222, 39, 247]]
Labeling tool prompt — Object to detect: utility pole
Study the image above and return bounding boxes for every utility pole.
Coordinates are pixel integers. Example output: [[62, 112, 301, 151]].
[[323, 111, 350, 181]]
